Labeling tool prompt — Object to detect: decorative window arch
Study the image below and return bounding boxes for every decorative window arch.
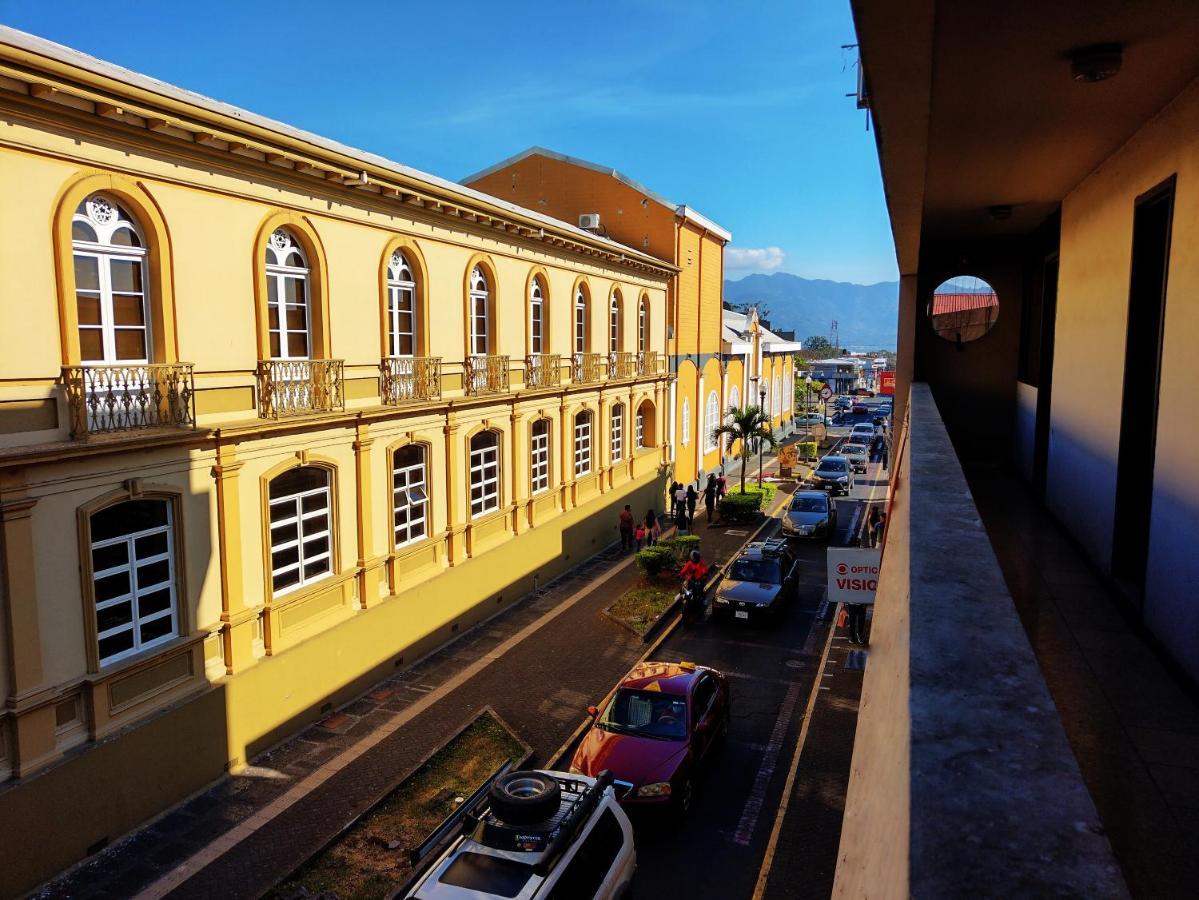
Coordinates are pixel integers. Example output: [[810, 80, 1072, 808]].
[[530, 418, 551, 494], [728, 385, 741, 416], [609, 290, 623, 353], [772, 375, 781, 417], [574, 283, 590, 354], [83, 493, 183, 668], [53, 174, 179, 366], [469, 430, 501, 517], [611, 402, 625, 463], [386, 250, 417, 357], [681, 397, 691, 447], [265, 229, 312, 360], [636, 399, 656, 449], [469, 266, 490, 356], [392, 443, 429, 547], [705, 390, 720, 453], [268, 465, 334, 595], [574, 409, 594, 476], [638, 295, 650, 354], [529, 275, 547, 356]]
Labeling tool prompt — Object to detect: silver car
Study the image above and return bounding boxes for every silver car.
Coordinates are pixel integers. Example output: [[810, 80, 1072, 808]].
[[782, 490, 836, 540]]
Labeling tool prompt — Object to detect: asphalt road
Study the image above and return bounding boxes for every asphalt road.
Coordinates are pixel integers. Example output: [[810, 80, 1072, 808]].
[[628, 444, 885, 898]]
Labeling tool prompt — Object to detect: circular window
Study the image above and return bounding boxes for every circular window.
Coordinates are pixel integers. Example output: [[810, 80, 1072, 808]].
[[928, 275, 999, 344]]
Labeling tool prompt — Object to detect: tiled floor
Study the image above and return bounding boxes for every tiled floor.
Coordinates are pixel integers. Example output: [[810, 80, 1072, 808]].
[[968, 466, 1199, 900]]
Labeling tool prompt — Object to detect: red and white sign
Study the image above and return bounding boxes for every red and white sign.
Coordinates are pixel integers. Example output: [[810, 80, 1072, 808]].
[[879, 371, 896, 396], [827, 548, 882, 604]]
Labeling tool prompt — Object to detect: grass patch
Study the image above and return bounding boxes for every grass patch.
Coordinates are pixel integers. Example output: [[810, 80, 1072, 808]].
[[607, 582, 678, 636], [272, 711, 523, 900]]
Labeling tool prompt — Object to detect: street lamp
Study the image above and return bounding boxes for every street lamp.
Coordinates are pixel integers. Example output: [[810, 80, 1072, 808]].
[[758, 385, 767, 489], [804, 375, 813, 439]]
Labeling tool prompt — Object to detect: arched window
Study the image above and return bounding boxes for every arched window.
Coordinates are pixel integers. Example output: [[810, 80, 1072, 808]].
[[265, 229, 311, 360], [609, 292, 622, 353], [392, 445, 428, 547], [611, 403, 625, 463], [89, 498, 178, 666], [530, 419, 551, 494], [387, 251, 417, 357], [529, 277, 546, 355], [268, 466, 332, 595], [469, 266, 490, 356], [638, 297, 650, 354], [705, 391, 720, 453], [636, 399, 656, 449], [469, 431, 500, 517], [574, 287, 588, 354], [773, 375, 781, 417], [681, 397, 691, 447], [728, 385, 741, 416], [72, 195, 151, 363], [574, 410, 593, 476]]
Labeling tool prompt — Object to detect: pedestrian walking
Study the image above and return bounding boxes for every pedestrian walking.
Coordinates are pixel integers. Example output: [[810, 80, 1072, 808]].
[[846, 603, 868, 644], [874, 510, 886, 547], [881, 439, 889, 472], [716, 468, 728, 499], [645, 509, 661, 546], [703, 474, 718, 524], [685, 484, 698, 529], [863, 505, 881, 548], [675, 496, 688, 531], [634, 523, 647, 551], [618, 504, 635, 552], [669, 481, 681, 518]]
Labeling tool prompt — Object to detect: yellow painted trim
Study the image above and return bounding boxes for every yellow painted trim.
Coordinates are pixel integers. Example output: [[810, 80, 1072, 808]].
[[378, 235, 430, 358], [462, 423, 506, 519], [462, 252, 501, 358], [382, 434, 436, 557], [50, 170, 180, 365], [524, 265, 551, 357], [609, 285, 625, 352], [570, 275, 593, 353], [251, 210, 332, 360]]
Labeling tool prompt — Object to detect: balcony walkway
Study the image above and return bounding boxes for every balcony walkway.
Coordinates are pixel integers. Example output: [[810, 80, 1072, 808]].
[[967, 465, 1199, 900]]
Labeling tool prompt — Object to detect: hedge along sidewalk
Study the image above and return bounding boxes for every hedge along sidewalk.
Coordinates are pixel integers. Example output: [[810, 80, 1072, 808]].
[[604, 533, 700, 638]]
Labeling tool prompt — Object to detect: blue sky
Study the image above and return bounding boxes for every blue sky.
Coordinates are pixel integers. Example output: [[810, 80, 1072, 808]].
[[0, 0, 898, 284]]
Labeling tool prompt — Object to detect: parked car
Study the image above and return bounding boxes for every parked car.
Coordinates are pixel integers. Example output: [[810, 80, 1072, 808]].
[[796, 412, 831, 426], [810, 455, 854, 495], [571, 661, 729, 817], [851, 403, 869, 414], [401, 766, 636, 899], [840, 442, 868, 473], [782, 490, 837, 539], [851, 422, 878, 440], [712, 538, 799, 620], [834, 397, 853, 411]]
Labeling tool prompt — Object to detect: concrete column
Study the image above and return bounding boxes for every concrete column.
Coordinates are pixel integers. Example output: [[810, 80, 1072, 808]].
[[351, 420, 380, 607], [695, 372, 704, 483], [668, 378, 676, 462], [597, 394, 608, 493], [443, 417, 463, 565], [894, 273, 919, 442], [559, 397, 572, 509], [211, 442, 255, 673], [509, 406, 524, 534]]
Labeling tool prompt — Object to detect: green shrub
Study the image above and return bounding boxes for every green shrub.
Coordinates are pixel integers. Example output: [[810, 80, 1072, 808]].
[[635, 545, 676, 579], [659, 533, 700, 562], [720, 491, 764, 523], [797, 441, 818, 460]]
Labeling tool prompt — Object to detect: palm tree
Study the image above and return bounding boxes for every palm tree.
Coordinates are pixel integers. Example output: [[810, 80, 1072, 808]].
[[712, 404, 778, 493]]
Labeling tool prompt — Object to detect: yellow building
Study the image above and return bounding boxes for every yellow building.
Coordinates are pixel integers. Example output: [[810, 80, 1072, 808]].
[[464, 148, 732, 486], [720, 307, 800, 441], [0, 28, 679, 894]]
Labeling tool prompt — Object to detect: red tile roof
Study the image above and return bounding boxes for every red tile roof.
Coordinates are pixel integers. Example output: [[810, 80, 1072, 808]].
[[930, 292, 999, 315]]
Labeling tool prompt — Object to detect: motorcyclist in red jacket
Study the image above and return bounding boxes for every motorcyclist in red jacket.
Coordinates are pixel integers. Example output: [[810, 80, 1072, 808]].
[[679, 550, 709, 624]]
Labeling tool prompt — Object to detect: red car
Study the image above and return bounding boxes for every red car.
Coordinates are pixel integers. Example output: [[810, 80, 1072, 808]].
[[570, 661, 729, 815]]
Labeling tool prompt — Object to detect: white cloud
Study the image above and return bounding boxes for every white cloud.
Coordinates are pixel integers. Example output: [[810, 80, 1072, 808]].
[[725, 246, 785, 272]]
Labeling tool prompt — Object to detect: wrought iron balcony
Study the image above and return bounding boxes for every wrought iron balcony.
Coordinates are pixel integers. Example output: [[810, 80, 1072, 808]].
[[637, 350, 662, 376], [381, 356, 441, 405], [524, 353, 562, 389], [62, 363, 196, 438], [572, 352, 607, 384], [465, 355, 510, 396], [609, 351, 637, 380], [257, 359, 345, 418]]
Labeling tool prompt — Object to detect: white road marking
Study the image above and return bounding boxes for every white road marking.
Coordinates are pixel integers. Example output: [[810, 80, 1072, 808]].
[[732, 679, 804, 846]]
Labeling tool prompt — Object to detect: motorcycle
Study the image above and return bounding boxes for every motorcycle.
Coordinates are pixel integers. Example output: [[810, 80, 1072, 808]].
[[679, 578, 707, 626]]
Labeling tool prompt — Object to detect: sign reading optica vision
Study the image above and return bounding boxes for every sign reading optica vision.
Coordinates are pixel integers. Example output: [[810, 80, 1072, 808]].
[[879, 371, 896, 396], [827, 547, 882, 604]]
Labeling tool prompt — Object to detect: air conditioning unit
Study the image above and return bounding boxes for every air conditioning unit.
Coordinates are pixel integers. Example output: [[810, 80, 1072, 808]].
[[579, 213, 601, 231]]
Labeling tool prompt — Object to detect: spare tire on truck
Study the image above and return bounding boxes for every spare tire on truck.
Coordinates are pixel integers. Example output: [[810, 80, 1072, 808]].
[[488, 771, 562, 825]]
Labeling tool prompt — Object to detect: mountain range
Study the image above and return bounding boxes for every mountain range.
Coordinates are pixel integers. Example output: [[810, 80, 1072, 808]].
[[723, 273, 899, 350]]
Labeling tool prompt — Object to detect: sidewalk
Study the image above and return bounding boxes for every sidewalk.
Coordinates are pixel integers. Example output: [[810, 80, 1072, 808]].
[[36, 445, 796, 900]]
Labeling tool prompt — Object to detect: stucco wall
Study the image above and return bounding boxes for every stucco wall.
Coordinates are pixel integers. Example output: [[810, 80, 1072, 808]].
[[1015, 381, 1037, 481]]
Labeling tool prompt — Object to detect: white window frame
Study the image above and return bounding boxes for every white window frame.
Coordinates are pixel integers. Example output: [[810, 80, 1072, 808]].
[[469, 431, 500, 518], [574, 411, 593, 476], [705, 390, 720, 452], [72, 195, 151, 365], [392, 445, 428, 547], [530, 278, 545, 355], [611, 403, 624, 463], [90, 500, 178, 667], [681, 397, 691, 447], [636, 406, 646, 449], [728, 385, 741, 418], [269, 468, 332, 596], [470, 266, 490, 356], [574, 288, 587, 354], [773, 375, 782, 417], [638, 299, 648, 353], [610, 294, 621, 353], [530, 419, 550, 494], [387, 251, 417, 358], [265, 229, 312, 361]]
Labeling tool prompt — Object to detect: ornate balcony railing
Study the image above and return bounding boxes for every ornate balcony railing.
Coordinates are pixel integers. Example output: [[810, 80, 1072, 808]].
[[465, 355, 510, 396], [636, 350, 662, 376], [257, 359, 345, 418], [609, 351, 637, 380], [381, 356, 441, 405], [572, 352, 607, 384], [62, 363, 196, 438], [524, 353, 562, 389]]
